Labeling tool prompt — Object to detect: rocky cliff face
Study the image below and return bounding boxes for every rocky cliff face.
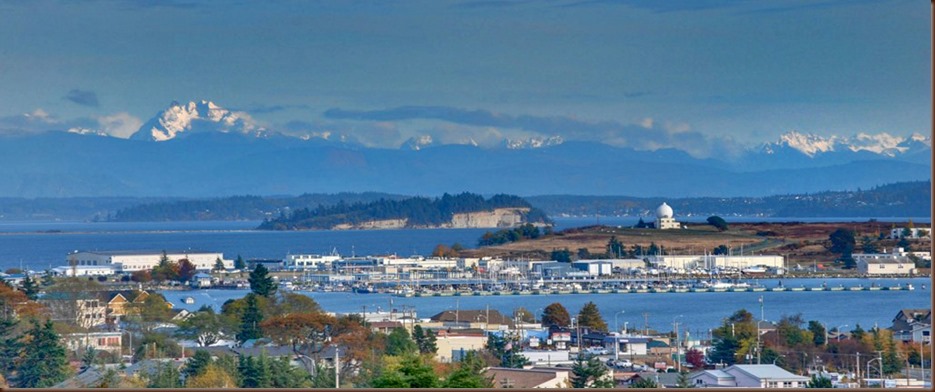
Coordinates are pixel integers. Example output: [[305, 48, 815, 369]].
[[330, 208, 532, 230]]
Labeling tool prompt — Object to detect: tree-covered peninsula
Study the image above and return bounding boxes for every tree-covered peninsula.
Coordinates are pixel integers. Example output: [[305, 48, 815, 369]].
[[257, 192, 551, 230]]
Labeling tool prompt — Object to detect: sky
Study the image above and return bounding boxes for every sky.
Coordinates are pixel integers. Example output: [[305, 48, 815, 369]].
[[0, 0, 929, 156]]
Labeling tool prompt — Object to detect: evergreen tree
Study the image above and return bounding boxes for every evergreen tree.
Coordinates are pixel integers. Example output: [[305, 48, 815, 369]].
[[807, 320, 826, 346], [16, 320, 69, 388], [213, 257, 226, 273], [551, 248, 573, 263], [20, 275, 39, 300], [386, 327, 418, 356], [806, 375, 833, 388], [487, 334, 527, 368], [851, 324, 866, 341], [442, 351, 492, 388], [147, 361, 182, 388], [412, 325, 437, 355], [248, 264, 276, 297], [237, 293, 264, 344], [542, 302, 571, 327], [577, 301, 608, 332], [269, 356, 310, 388], [570, 353, 613, 388], [0, 312, 20, 383], [234, 255, 246, 270], [183, 350, 213, 381], [606, 236, 625, 258], [631, 377, 659, 388], [676, 371, 692, 388]]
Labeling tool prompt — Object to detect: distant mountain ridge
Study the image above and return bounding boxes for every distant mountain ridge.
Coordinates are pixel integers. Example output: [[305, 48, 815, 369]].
[[0, 100, 929, 198]]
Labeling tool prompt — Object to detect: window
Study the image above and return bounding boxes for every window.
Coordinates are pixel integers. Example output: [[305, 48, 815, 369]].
[[783, 381, 792, 387]]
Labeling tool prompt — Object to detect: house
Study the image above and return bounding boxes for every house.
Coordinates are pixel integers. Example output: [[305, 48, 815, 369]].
[[63, 331, 123, 354], [429, 309, 514, 330], [626, 371, 683, 388], [434, 329, 488, 363], [890, 309, 931, 344], [853, 249, 916, 275], [690, 364, 809, 388], [41, 292, 108, 329], [104, 290, 151, 324], [190, 273, 214, 288], [603, 334, 650, 356], [482, 367, 570, 388]]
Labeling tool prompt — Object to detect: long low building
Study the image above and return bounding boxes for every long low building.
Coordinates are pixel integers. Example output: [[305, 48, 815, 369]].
[[67, 250, 232, 272], [647, 254, 784, 270]]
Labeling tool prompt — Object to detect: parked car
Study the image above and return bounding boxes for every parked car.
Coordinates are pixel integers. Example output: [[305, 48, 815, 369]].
[[606, 359, 633, 368], [584, 347, 610, 355]]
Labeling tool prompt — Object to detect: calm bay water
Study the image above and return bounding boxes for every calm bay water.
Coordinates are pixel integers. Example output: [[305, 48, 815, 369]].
[[0, 217, 926, 272], [0, 219, 929, 332], [161, 277, 931, 335]]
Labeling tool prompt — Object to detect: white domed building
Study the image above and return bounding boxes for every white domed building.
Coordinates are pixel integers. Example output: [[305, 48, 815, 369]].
[[655, 202, 680, 230]]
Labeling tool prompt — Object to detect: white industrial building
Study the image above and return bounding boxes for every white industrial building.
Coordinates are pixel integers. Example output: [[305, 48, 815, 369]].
[[647, 254, 784, 270], [571, 260, 613, 276], [283, 253, 341, 270], [654, 202, 681, 230], [66, 250, 231, 272], [51, 265, 118, 277]]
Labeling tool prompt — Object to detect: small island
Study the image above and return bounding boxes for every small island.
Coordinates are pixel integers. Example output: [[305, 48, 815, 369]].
[[257, 192, 551, 230]]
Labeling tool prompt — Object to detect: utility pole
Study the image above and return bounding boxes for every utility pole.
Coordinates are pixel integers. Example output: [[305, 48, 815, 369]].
[[335, 348, 340, 388], [856, 352, 860, 388]]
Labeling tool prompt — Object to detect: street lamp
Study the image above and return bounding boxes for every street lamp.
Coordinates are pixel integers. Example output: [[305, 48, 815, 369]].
[[756, 319, 766, 365]]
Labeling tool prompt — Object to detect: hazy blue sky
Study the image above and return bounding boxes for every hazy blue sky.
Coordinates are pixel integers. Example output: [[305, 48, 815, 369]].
[[0, 0, 928, 155]]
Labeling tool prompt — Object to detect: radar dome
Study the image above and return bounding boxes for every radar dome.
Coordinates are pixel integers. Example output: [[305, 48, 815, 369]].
[[656, 202, 673, 218]]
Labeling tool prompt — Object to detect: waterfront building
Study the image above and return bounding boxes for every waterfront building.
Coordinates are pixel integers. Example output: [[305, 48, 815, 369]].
[[66, 250, 231, 272], [690, 364, 809, 388], [50, 265, 117, 277], [655, 202, 681, 230], [571, 260, 613, 276], [283, 252, 341, 270], [647, 254, 784, 270], [854, 249, 915, 275]]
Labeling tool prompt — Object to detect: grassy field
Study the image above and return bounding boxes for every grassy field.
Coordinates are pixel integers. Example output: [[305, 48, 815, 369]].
[[463, 220, 929, 270]]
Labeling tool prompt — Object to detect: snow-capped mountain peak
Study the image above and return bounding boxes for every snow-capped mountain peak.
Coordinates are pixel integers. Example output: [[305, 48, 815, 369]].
[[130, 100, 266, 141], [505, 135, 564, 149], [763, 131, 930, 158], [402, 135, 434, 150]]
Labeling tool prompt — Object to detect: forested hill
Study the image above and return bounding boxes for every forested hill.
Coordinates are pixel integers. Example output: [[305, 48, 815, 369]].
[[257, 193, 551, 230], [111, 192, 407, 222], [527, 180, 931, 218]]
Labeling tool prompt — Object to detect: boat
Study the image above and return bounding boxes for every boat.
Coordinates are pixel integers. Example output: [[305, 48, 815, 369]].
[[741, 266, 768, 275]]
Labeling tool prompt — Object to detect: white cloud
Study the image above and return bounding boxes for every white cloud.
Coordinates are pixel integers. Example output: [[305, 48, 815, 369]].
[[98, 112, 143, 138]]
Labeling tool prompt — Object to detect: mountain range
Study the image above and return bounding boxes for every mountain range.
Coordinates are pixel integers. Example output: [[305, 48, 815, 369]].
[[0, 100, 929, 198]]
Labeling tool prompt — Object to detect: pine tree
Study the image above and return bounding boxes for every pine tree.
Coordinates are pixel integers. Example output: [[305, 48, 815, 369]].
[[0, 314, 20, 384], [20, 275, 39, 300], [16, 320, 69, 388], [577, 301, 608, 332], [571, 353, 613, 388], [234, 255, 246, 270], [237, 294, 264, 344], [183, 350, 213, 381], [248, 264, 276, 297], [147, 361, 182, 388], [213, 257, 226, 273]]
